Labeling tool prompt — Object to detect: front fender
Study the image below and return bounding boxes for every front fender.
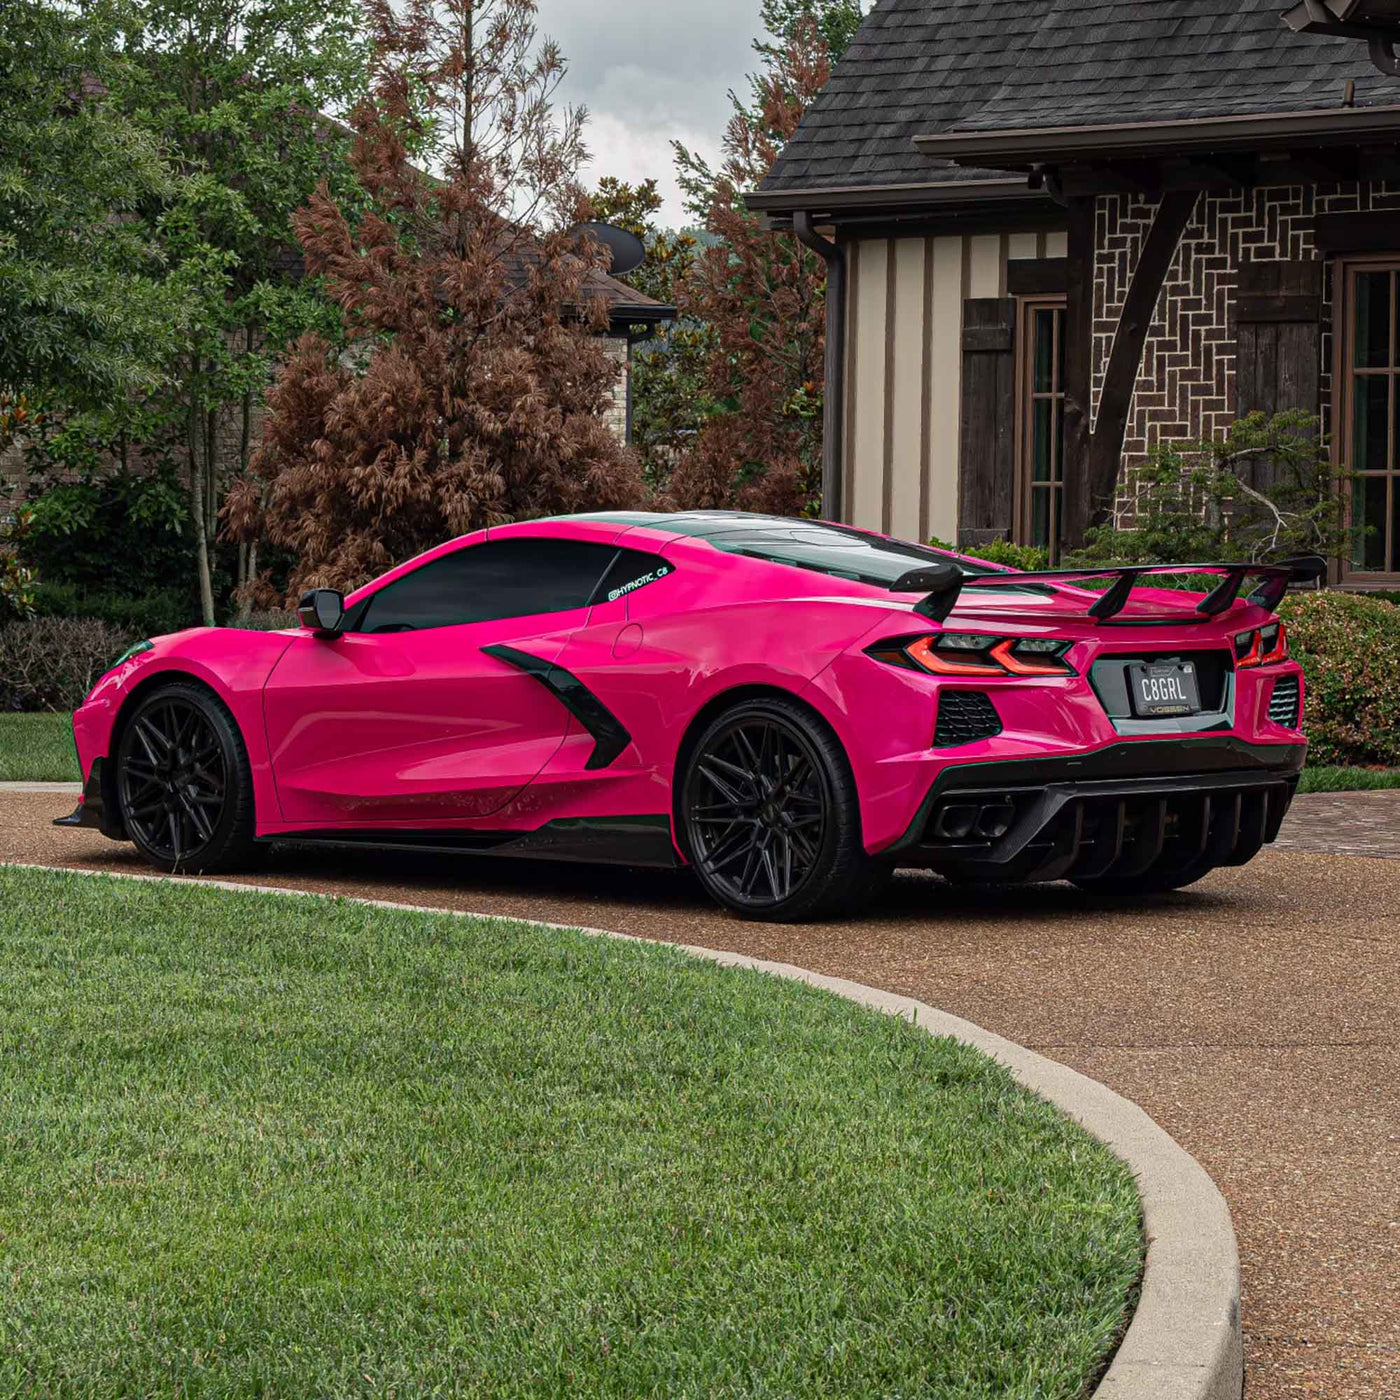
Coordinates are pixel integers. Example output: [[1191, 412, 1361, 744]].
[[72, 627, 297, 836]]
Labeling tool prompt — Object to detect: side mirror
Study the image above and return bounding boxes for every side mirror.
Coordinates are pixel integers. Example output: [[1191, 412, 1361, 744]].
[[297, 588, 346, 637]]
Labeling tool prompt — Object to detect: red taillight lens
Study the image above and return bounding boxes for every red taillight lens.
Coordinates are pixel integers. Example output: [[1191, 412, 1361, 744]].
[[906, 636, 1005, 676], [875, 634, 1076, 678], [990, 638, 1075, 676], [1234, 623, 1288, 668]]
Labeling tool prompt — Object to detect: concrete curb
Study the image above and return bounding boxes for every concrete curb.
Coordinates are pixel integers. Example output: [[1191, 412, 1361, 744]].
[[2, 861, 1242, 1400], [0, 781, 81, 794]]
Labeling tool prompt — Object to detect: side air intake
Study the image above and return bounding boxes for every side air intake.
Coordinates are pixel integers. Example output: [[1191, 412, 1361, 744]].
[[1268, 675, 1302, 729], [935, 691, 1002, 747]]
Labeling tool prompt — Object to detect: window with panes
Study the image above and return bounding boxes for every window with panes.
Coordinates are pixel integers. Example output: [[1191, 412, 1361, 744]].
[[1343, 263, 1400, 579], [1015, 297, 1067, 563]]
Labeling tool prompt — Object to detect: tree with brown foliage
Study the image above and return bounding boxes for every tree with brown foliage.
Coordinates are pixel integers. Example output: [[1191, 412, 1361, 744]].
[[227, 0, 644, 597], [668, 20, 834, 517]]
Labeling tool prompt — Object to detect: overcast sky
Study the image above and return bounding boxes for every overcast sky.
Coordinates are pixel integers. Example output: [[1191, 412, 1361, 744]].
[[539, 1, 770, 228]]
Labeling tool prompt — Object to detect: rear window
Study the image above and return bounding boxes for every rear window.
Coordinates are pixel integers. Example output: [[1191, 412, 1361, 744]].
[[704, 524, 1002, 589]]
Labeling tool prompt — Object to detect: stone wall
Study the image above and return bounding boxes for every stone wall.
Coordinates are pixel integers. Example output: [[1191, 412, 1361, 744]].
[[1091, 179, 1400, 521]]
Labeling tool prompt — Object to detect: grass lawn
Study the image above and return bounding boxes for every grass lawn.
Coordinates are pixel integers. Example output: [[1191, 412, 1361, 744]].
[[0, 867, 1142, 1398], [0, 711, 77, 782], [1297, 765, 1400, 793]]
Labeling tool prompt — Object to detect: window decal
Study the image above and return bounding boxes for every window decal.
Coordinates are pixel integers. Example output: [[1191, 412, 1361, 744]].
[[606, 563, 672, 602]]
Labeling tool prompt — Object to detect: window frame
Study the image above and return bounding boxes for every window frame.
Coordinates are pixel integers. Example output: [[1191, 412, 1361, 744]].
[[344, 536, 640, 636], [1012, 294, 1068, 564], [1335, 253, 1400, 586]]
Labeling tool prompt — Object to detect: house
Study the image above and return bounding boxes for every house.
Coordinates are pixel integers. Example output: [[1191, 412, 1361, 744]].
[[750, 0, 1400, 586]]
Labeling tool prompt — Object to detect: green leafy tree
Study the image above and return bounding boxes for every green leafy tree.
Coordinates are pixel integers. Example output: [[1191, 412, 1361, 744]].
[[587, 177, 712, 489], [0, 2, 177, 431], [109, 0, 368, 623], [758, 0, 867, 64]]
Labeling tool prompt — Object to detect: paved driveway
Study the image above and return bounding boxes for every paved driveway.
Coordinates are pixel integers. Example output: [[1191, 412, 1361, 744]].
[[3, 786, 1398, 1399]]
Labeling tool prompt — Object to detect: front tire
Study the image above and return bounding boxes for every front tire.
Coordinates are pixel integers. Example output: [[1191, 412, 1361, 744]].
[[680, 696, 878, 922], [115, 682, 258, 875]]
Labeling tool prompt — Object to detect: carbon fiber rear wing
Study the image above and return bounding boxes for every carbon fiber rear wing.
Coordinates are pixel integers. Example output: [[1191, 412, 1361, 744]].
[[890, 556, 1327, 624]]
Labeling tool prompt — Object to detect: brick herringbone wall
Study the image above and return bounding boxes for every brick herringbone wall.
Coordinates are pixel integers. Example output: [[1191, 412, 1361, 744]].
[[1092, 180, 1400, 522]]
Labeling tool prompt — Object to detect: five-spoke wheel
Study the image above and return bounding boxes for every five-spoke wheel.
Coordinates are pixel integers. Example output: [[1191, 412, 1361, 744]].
[[116, 683, 256, 874], [681, 696, 881, 921]]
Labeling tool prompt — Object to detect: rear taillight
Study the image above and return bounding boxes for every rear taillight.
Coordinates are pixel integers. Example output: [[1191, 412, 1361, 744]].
[[1234, 622, 1289, 668], [868, 633, 1076, 678]]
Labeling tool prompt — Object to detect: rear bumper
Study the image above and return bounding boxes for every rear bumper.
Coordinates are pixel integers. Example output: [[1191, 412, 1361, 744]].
[[890, 737, 1306, 883]]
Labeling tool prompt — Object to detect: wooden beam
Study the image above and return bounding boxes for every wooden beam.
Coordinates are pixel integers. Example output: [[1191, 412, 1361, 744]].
[[1060, 197, 1095, 549], [1185, 153, 1257, 186], [1279, 148, 1361, 182], [1084, 190, 1199, 529]]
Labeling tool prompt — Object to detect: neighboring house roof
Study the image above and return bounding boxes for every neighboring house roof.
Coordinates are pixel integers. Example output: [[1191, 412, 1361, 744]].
[[577, 266, 675, 327], [757, 0, 1395, 206]]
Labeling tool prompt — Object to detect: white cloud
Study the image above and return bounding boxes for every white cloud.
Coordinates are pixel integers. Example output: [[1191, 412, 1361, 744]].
[[538, 0, 764, 227]]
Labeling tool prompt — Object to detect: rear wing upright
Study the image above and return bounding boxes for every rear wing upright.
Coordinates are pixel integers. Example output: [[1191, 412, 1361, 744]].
[[889, 556, 1327, 624]]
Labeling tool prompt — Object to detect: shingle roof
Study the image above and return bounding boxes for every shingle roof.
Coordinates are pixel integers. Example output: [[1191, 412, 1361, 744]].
[[761, 0, 1395, 195]]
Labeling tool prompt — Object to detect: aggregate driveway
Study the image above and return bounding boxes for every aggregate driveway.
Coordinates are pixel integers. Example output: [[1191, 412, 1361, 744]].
[[3, 786, 1398, 1399]]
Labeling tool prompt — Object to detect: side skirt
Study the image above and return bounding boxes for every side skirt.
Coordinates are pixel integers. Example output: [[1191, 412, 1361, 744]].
[[256, 814, 681, 870]]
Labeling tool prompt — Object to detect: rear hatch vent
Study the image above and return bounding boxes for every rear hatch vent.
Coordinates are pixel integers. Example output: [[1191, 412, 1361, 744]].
[[935, 691, 1002, 747], [1269, 675, 1301, 728]]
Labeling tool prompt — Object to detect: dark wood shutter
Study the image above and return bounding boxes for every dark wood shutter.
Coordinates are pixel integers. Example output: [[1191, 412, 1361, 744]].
[[958, 298, 1017, 548], [1235, 260, 1323, 490]]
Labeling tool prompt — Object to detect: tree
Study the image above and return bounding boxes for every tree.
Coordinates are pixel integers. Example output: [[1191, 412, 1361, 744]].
[[1070, 412, 1357, 567], [669, 20, 833, 515], [587, 177, 711, 489], [0, 2, 177, 432], [758, 0, 867, 65], [228, 0, 644, 597], [107, 0, 369, 624]]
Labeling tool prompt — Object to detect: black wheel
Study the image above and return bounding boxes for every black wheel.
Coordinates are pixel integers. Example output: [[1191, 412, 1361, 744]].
[[680, 696, 877, 922], [115, 682, 257, 875], [1071, 862, 1213, 896]]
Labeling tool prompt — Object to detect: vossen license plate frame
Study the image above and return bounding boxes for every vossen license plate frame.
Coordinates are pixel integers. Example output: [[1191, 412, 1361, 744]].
[[1128, 660, 1202, 718]]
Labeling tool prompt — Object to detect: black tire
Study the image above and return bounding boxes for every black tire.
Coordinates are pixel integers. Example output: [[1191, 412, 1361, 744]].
[[115, 681, 258, 875], [1071, 862, 1213, 897], [679, 695, 877, 922]]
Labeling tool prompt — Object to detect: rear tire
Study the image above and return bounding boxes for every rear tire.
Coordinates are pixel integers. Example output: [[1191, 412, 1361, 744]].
[[115, 682, 258, 875], [679, 696, 878, 922]]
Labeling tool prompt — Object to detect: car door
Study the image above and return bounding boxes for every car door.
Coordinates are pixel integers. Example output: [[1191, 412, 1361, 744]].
[[262, 534, 623, 826]]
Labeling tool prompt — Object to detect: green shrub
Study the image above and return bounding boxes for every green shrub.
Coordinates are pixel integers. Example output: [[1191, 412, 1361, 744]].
[[30, 580, 199, 638], [0, 616, 134, 712], [0, 544, 34, 623], [928, 537, 1050, 571], [1278, 591, 1400, 768]]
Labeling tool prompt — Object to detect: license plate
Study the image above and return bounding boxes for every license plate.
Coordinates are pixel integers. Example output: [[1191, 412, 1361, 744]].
[[1129, 660, 1202, 717]]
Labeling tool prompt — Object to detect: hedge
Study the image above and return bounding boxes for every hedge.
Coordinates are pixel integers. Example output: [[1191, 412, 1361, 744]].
[[0, 617, 135, 713], [1278, 590, 1400, 768]]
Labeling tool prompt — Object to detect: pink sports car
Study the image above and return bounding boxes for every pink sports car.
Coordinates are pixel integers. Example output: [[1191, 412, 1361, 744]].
[[58, 512, 1317, 921]]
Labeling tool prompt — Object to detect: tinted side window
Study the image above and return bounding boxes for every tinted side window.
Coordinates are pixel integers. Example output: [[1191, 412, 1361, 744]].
[[350, 538, 621, 634], [592, 548, 674, 604]]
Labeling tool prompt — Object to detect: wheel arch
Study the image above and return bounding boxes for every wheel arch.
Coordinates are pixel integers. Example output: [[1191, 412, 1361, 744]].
[[669, 682, 858, 862], [106, 670, 246, 825]]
